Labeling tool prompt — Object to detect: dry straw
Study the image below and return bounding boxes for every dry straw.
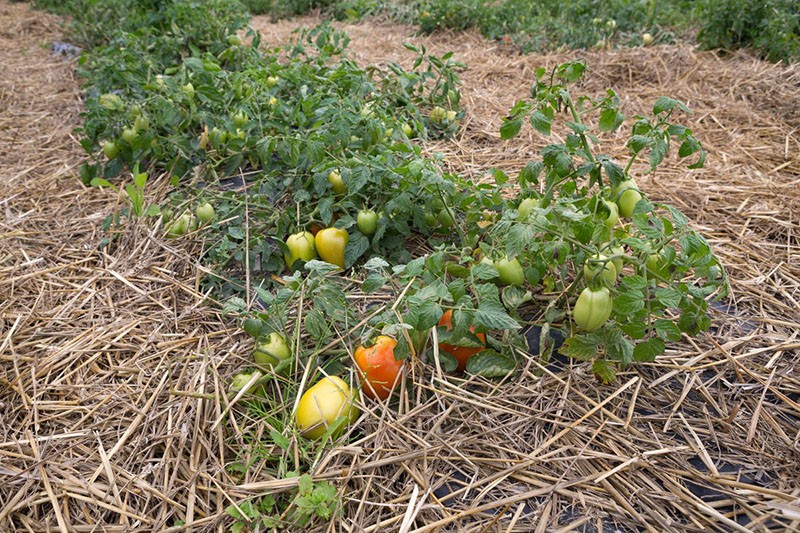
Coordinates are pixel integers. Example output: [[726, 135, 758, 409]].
[[1, 2, 798, 531]]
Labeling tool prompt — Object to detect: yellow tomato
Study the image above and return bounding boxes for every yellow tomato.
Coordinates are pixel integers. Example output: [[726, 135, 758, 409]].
[[296, 376, 359, 440]]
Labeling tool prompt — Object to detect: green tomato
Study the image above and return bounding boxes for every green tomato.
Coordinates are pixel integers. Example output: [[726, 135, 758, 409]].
[[134, 115, 150, 132], [402, 123, 413, 137], [609, 246, 625, 275], [614, 179, 643, 218], [196, 202, 215, 223], [357, 209, 378, 236], [121, 127, 138, 145], [573, 286, 613, 332], [102, 140, 119, 159], [437, 209, 454, 229], [424, 213, 437, 228], [181, 82, 195, 100], [603, 199, 619, 229], [232, 110, 248, 128], [645, 253, 669, 280], [253, 332, 291, 367], [284, 231, 318, 270], [495, 257, 525, 287], [643, 33, 654, 46], [583, 254, 617, 286], [165, 213, 193, 238], [227, 34, 242, 46], [517, 197, 540, 220], [430, 106, 447, 123], [315, 227, 349, 269], [446, 110, 457, 122], [327, 170, 346, 196], [266, 75, 279, 87]]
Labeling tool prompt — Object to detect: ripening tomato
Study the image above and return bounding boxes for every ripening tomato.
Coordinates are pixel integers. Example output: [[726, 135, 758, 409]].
[[284, 231, 317, 270], [430, 106, 447, 123], [438, 309, 486, 371], [315, 227, 348, 269], [295, 376, 359, 440], [102, 140, 119, 159], [327, 170, 346, 196], [354, 336, 402, 400], [573, 286, 613, 332], [121, 127, 138, 144]]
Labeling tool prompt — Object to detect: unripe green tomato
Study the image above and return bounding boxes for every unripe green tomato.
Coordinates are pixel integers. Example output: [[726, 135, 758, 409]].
[[424, 213, 437, 228], [437, 209, 454, 229], [609, 246, 625, 275], [232, 111, 248, 128], [134, 115, 150, 132], [643, 33, 654, 46], [614, 179, 643, 218], [229, 372, 266, 397], [266, 75, 279, 87], [583, 254, 617, 286], [573, 286, 613, 332], [268, 96, 277, 106], [430, 106, 446, 123], [645, 253, 669, 279], [181, 82, 195, 99], [357, 209, 378, 236], [227, 34, 242, 46], [495, 257, 525, 287], [603, 199, 619, 229], [121, 127, 138, 144], [102, 140, 119, 159], [446, 110, 457, 122], [284, 231, 318, 270], [402, 123, 413, 137], [295, 376, 359, 440], [253, 332, 291, 367], [315, 227, 349, 269], [517, 197, 540, 220], [327, 170, 346, 195], [165, 213, 193, 238], [196, 202, 215, 223]]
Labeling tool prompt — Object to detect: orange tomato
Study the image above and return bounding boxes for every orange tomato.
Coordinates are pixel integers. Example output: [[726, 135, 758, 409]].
[[354, 336, 402, 400], [437, 309, 486, 371]]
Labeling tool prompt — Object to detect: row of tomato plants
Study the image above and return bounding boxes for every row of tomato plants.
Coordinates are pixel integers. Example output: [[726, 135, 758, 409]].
[[43, 0, 726, 468]]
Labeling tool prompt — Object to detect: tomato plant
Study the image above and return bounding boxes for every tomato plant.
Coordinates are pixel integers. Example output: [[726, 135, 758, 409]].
[[354, 336, 402, 400], [295, 376, 359, 440]]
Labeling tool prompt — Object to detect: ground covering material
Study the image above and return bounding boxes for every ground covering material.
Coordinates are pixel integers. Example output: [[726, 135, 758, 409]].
[[1, 2, 799, 530]]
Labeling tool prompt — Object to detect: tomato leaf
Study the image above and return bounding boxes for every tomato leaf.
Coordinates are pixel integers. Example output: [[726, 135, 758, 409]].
[[633, 338, 665, 362], [466, 350, 516, 377], [475, 306, 521, 331], [500, 117, 523, 140], [654, 319, 682, 342], [560, 334, 599, 361], [598, 107, 624, 132], [613, 290, 645, 314], [243, 317, 264, 338], [592, 359, 616, 384], [530, 109, 553, 135]]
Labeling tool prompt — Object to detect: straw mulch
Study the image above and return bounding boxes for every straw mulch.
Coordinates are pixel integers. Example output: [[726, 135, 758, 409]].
[[1, 2, 798, 530]]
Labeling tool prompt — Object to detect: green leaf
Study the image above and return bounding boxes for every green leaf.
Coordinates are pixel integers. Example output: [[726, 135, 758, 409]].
[[654, 319, 682, 342], [653, 96, 688, 115], [560, 334, 599, 361], [619, 320, 647, 339], [613, 290, 645, 314], [633, 338, 665, 362], [270, 430, 290, 450], [530, 108, 553, 135], [599, 107, 624, 132], [304, 309, 330, 341], [627, 135, 651, 154], [500, 117, 523, 140], [474, 306, 521, 330], [654, 287, 682, 308], [620, 275, 647, 290], [466, 350, 516, 377], [361, 273, 386, 293], [242, 317, 264, 338], [601, 159, 624, 184], [518, 161, 543, 187], [592, 359, 616, 383], [649, 137, 669, 170], [541, 144, 573, 177]]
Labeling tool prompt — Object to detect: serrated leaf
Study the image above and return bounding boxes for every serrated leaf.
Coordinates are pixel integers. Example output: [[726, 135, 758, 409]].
[[304, 309, 329, 341], [599, 107, 624, 132], [530, 109, 553, 135], [560, 334, 599, 361], [270, 430, 290, 450], [653, 96, 680, 115], [344, 232, 370, 267], [619, 320, 647, 339], [654, 287, 682, 308], [627, 135, 651, 154], [633, 337, 665, 362], [592, 359, 616, 383], [242, 317, 264, 338], [518, 161, 543, 187], [500, 117, 523, 140], [361, 273, 386, 293], [649, 137, 669, 170], [474, 306, 521, 330], [466, 350, 516, 377], [601, 159, 625, 184], [613, 290, 645, 314], [620, 275, 647, 290], [654, 319, 682, 341]]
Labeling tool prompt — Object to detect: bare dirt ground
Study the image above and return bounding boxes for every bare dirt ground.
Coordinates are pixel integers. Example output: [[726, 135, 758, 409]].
[[1, 2, 798, 531]]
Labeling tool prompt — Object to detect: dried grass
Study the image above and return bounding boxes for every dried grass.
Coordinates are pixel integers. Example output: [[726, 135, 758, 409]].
[[1, 2, 798, 531]]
